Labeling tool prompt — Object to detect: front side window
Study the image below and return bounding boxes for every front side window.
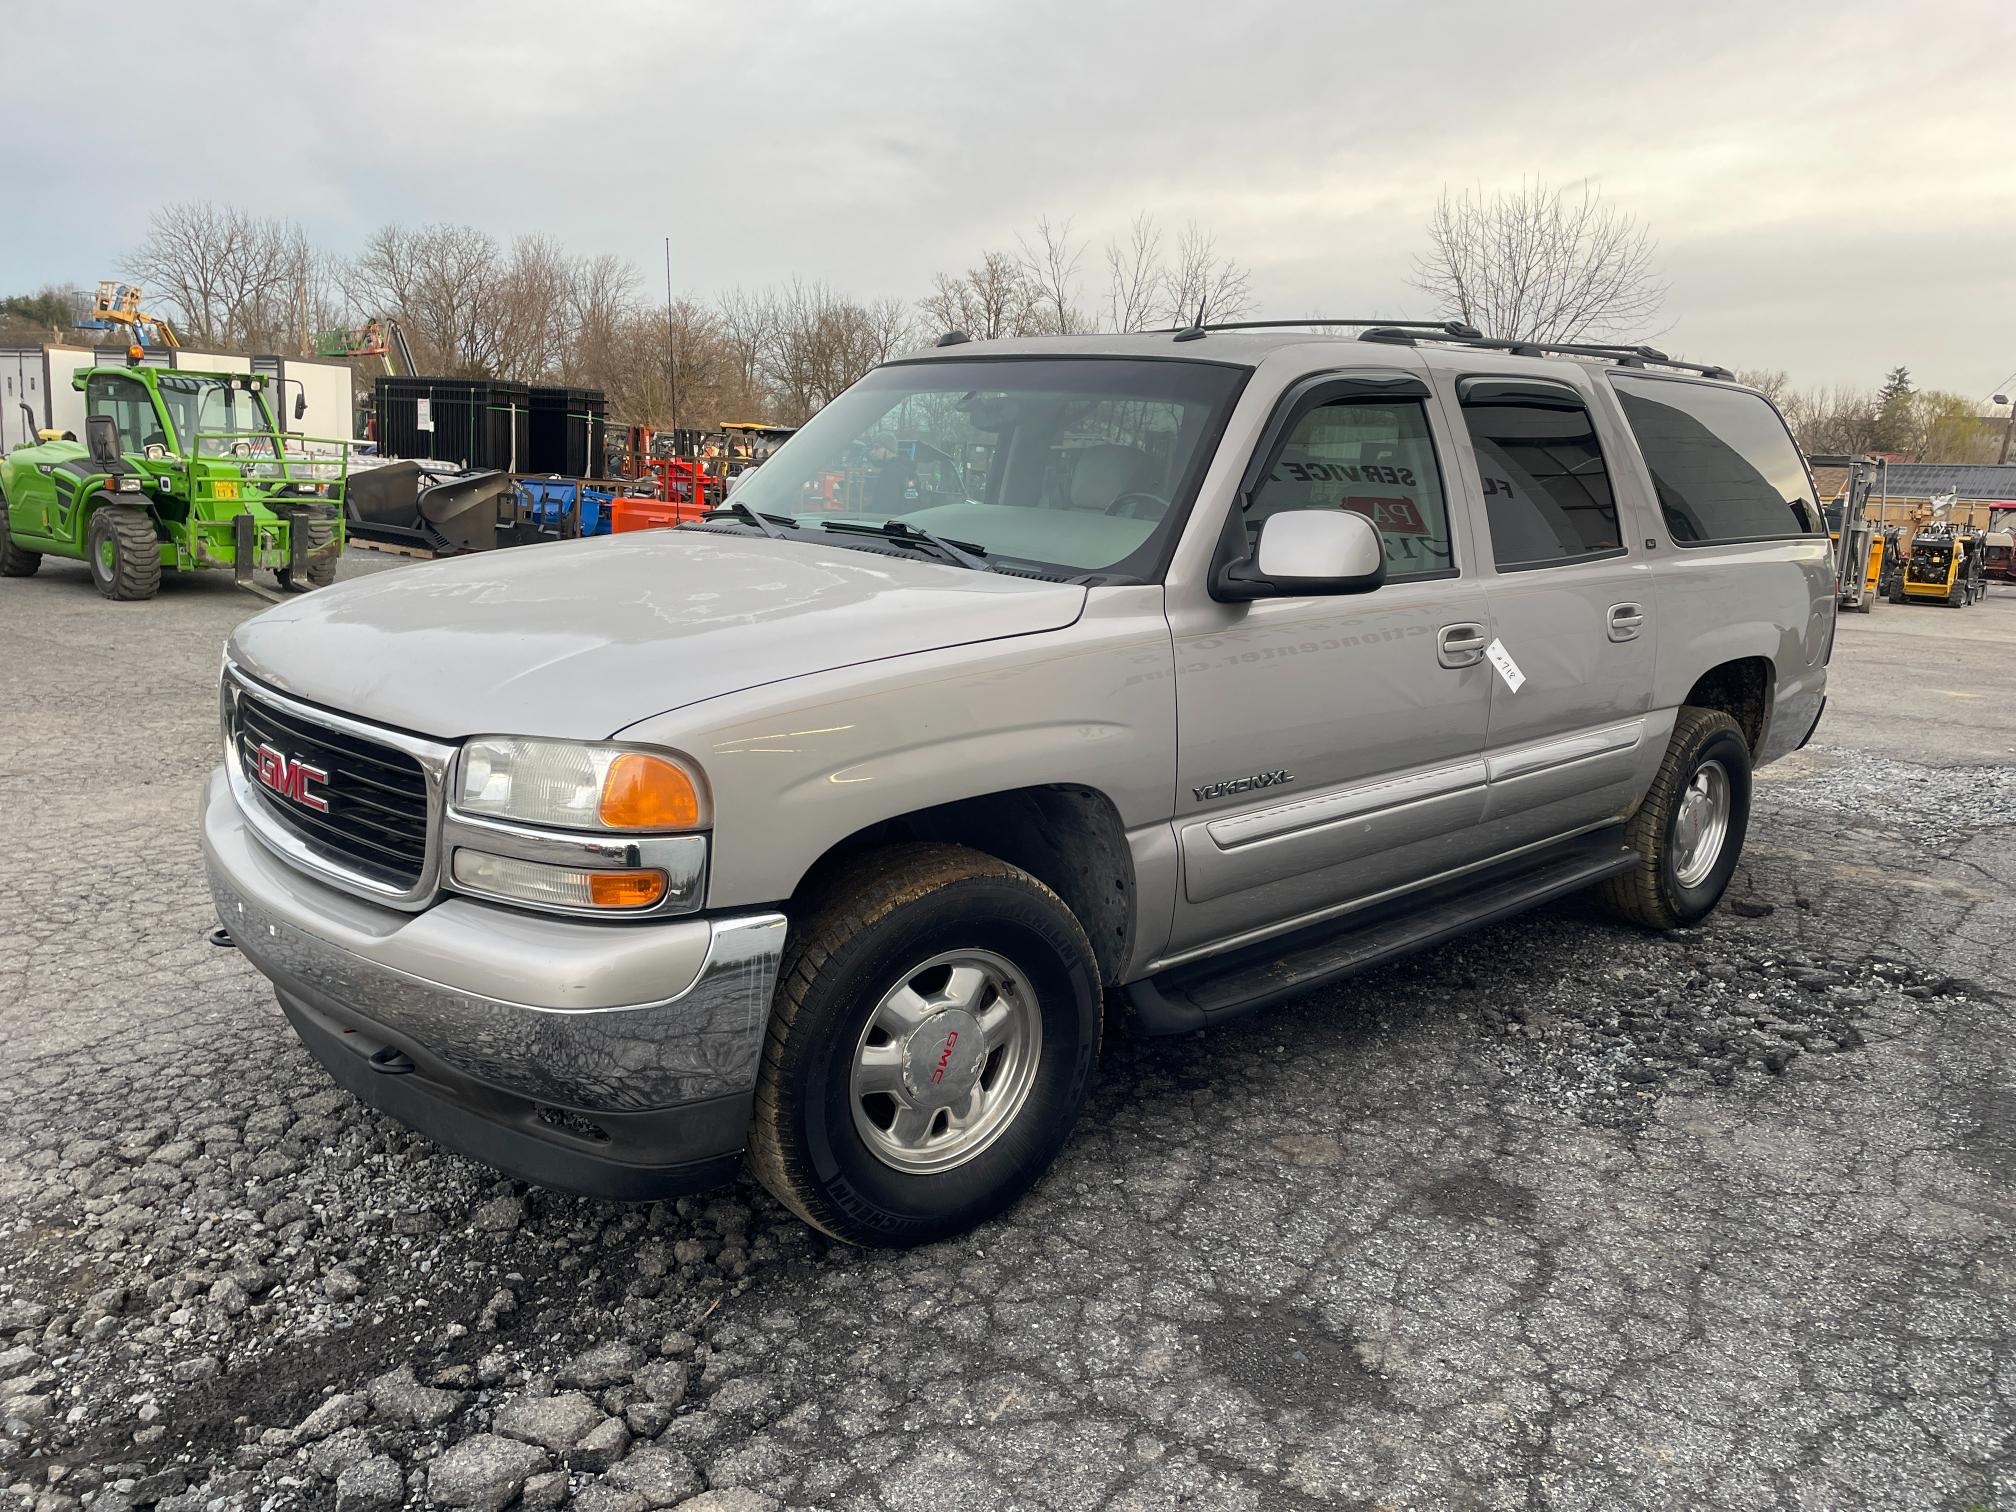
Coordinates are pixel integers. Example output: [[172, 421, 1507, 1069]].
[[1244, 399, 1454, 580], [85, 374, 164, 451], [1610, 375, 1822, 544], [1460, 387, 1622, 571], [730, 358, 1244, 578]]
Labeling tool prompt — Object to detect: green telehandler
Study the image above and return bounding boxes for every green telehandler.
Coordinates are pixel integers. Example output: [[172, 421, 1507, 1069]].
[[0, 359, 350, 601]]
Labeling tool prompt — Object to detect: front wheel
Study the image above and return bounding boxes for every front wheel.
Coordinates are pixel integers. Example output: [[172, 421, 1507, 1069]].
[[750, 844, 1102, 1246], [276, 515, 337, 591], [1600, 707, 1752, 930], [86, 506, 162, 601], [0, 494, 41, 578]]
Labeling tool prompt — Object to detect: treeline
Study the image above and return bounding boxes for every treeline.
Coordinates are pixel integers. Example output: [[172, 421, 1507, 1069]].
[[1738, 365, 2006, 464], [0, 203, 1254, 430]]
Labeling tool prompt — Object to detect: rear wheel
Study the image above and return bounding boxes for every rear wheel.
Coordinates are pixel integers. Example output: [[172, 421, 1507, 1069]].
[[750, 843, 1102, 1246], [0, 493, 40, 578], [276, 515, 337, 591], [86, 507, 161, 601], [1600, 707, 1752, 930]]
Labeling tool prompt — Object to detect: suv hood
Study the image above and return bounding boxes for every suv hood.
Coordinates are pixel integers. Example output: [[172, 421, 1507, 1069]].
[[229, 531, 1087, 739]]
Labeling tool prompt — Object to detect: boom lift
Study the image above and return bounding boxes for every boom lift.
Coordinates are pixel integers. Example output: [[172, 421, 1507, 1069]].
[[77, 282, 180, 350]]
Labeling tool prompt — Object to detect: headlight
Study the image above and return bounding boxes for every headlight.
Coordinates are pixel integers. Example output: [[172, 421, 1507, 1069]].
[[456, 737, 706, 831]]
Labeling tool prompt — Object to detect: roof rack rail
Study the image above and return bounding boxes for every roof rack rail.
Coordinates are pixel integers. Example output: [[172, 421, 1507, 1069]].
[[1161, 317, 1482, 343], [1357, 327, 1734, 381]]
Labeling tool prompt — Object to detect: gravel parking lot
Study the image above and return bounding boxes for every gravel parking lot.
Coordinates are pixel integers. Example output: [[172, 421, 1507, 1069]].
[[1, 550, 2011, 1512]]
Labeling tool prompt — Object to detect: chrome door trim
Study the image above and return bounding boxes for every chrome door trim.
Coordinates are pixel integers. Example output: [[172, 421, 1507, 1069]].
[[1484, 719, 1646, 784], [1205, 758, 1487, 850]]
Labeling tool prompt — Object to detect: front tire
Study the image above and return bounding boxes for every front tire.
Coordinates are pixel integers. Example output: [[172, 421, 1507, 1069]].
[[86, 506, 162, 601], [276, 514, 337, 591], [750, 843, 1102, 1247], [1600, 707, 1752, 930], [0, 494, 41, 578]]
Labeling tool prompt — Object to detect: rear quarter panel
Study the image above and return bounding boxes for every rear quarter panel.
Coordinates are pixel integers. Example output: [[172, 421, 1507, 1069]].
[[1648, 537, 1834, 765]]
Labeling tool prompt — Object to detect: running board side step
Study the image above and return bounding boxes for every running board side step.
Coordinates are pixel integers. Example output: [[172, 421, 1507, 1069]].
[[1121, 831, 1637, 1036]]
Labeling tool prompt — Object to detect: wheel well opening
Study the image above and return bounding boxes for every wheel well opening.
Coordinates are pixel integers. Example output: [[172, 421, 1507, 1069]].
[[790, 785, 1136, 986], [1684, 658, 1771, 750]]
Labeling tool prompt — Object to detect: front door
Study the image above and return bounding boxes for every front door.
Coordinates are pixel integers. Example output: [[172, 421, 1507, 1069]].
[[1166, 377, 1495, 957], [1445, 376, 1656, 850]]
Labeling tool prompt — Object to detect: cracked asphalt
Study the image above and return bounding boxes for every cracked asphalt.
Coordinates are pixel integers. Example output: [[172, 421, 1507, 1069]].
[[1, 549, 2010, 1512]]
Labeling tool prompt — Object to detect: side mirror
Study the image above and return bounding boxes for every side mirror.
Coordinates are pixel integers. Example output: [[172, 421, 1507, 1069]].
[[86, 414, 122, 465], [1211, 508, 1387, 602], [294, 391, 308, 420]]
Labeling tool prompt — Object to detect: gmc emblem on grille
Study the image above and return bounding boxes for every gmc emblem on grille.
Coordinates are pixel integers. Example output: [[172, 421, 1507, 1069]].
[[254, 743, 330, 813]]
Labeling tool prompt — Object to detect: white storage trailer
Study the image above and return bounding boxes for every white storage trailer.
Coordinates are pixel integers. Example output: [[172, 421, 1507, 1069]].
[[0, 344, 355, 450]]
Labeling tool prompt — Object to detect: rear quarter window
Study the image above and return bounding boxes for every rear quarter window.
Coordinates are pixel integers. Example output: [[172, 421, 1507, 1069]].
[[1610, 375, 1822, 545]]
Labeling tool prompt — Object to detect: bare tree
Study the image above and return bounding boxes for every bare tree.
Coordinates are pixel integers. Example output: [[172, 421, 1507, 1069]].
[[1103, 212, 1165, 333], [347, 222, 504, 375], [1017, 215, 1086, 335], [127, 202, 315, 351], [1735, 368, 1790, 404], [1160, 221, 1254, 326], [1410, 181, 1667, 343], [920, 252, 1043, 340], [714, 287, 778, 400]]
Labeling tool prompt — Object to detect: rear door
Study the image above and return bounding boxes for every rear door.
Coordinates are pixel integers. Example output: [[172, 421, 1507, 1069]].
[[1444, 375, 1657, 849], [1166, 373, 1496, 955]]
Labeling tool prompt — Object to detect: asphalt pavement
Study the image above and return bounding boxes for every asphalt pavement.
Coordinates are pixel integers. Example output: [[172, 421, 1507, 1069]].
[[0, 548, 2010, 1512]]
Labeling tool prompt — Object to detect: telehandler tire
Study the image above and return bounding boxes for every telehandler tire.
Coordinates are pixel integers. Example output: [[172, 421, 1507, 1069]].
[[0, 493, 40, 578], [86, 507, 162, 601], [277, 516, 337, 591]]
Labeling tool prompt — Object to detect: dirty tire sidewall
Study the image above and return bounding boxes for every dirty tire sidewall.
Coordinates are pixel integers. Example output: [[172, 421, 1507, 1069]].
[[1600, 708, 1753, 931], [86, 506, 162, 601], [276, 516, 336, 591], [0, 495, 41, 577], [1658, 726, 1751, 923], [754, 845, 1100, 1247]]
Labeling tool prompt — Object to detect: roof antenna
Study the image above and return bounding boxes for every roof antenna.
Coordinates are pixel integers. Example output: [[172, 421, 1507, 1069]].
[[1174, 294, 1209, 343]]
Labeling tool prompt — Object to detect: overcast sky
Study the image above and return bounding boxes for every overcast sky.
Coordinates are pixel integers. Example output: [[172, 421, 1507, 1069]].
[[9, 0, 2013, 400]]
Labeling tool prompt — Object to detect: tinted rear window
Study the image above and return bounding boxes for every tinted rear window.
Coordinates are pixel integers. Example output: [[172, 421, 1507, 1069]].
[[1610, 375, 1822, 545]]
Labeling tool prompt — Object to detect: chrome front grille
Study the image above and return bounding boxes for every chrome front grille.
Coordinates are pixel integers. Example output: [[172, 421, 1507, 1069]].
[[222, 666, 454, 909]]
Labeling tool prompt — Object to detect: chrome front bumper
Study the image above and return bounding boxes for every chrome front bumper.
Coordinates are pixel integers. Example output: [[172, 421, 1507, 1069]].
[[202, 768, 786, 1195]]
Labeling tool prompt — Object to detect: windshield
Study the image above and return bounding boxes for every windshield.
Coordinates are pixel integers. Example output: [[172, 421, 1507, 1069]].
[[728, 358, 1244, 577], [156, 376, 279, 457]]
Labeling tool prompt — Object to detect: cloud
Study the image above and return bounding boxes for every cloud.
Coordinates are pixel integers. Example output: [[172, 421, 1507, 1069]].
[[5, 0, 2009, 394]]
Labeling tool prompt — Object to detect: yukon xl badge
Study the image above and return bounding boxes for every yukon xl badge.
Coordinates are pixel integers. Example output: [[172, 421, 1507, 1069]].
[[1193, 769, 1294, 802]]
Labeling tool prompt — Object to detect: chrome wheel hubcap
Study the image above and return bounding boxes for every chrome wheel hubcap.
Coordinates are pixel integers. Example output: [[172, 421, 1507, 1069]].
[[849, 948, 1042, 1173], [1673, 759, 1731, 888]]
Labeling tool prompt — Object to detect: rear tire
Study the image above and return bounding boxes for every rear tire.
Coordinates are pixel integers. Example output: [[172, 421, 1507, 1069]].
[[750, 843, 1102, 1247], [276, 515, 337, 591], [1600, 707, 1752, 930], [86, 506, 161, 601], [0, 494, 40, 578]]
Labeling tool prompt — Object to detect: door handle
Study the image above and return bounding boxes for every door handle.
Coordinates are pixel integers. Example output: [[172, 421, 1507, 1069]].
[[1607, 602, 1646, 642], [1438, 622, 1487, 669]]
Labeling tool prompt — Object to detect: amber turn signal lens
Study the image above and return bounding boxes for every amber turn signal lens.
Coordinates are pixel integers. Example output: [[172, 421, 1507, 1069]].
[[598, 753, 702, 829], [588, 871, 669, 908]]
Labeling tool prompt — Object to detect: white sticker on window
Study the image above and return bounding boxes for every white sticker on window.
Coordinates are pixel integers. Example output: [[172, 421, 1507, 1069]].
[[1485, 637, 1526, 692]]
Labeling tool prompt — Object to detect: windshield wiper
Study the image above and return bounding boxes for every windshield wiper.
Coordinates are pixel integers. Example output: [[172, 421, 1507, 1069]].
[[699, 501, 794, 539], [822, 518, 991, 571]]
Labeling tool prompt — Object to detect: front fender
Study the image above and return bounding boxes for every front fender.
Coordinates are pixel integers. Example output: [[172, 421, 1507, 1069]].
[[612, 586, 1179, 912]]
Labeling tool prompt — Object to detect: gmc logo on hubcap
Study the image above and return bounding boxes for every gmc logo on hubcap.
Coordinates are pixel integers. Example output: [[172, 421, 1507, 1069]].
[[254, 743, 330, 813]]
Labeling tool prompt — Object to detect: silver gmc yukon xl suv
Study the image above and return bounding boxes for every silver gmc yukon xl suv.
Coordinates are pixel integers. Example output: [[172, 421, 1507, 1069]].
[[202, 323, 1834, 1245]]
